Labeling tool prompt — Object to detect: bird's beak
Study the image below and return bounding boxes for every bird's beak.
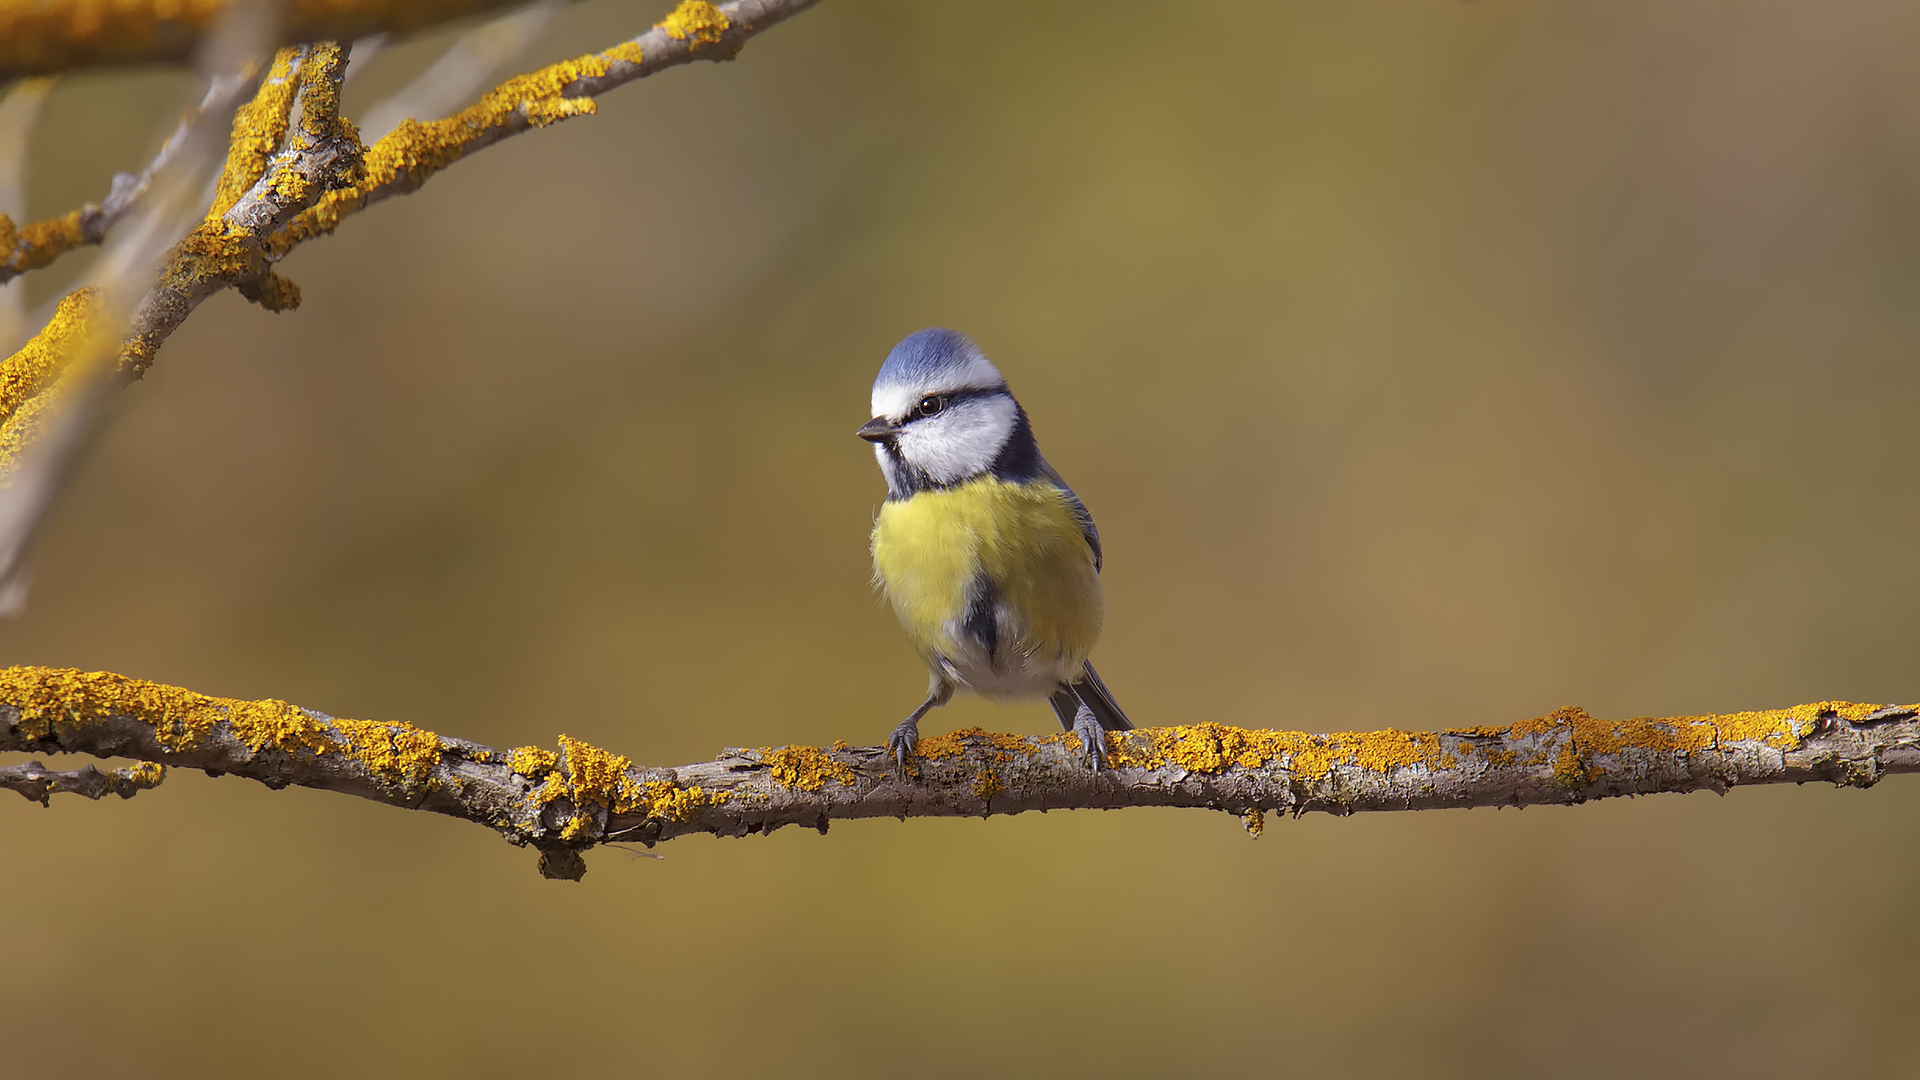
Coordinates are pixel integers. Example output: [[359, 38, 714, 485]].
[[856, 417, 898, 443]]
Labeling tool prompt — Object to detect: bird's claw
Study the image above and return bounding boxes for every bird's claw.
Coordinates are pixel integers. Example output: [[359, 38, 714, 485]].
[[1070, 704, 1109, 769], [886, 719, 920, 774]]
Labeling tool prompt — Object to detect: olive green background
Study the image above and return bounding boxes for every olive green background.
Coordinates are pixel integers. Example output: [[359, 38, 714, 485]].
[[6, 1, 1920, 1075]]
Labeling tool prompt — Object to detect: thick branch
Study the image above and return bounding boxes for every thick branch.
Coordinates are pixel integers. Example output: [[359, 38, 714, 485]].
[[0, 0, 543, 80], [4, 666, 1917, 880]]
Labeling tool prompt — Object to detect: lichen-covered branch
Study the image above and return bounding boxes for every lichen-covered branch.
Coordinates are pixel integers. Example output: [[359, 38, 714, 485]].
[[0, 0, 810, 284], [0, 0, 546, 80], [358, 0, 562, 145], [0, 0, 815, 616], [0, 66, 267, 288], [0, 0, 814, 421], [0, 759, 165, 804], [5, 665, 1918, 881], [264, 0, 818, 260]]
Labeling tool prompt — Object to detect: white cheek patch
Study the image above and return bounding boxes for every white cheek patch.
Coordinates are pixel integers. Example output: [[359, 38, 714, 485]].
[[894, 394, 1018, 484]]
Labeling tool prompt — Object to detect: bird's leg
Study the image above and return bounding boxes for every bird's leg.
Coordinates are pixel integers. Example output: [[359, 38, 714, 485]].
[[887, 677, 954, 772], [1069, 700, 1110, 769]]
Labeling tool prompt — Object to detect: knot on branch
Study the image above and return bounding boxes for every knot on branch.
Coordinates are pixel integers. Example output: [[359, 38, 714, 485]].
[[235, 269, 301, 311]]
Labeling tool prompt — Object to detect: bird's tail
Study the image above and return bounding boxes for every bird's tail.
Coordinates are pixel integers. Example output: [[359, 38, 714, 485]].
[[1048, 660, 1134, 732]]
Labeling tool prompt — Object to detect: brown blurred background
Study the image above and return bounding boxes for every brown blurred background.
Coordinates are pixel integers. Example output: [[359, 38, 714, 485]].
[[5, 0, 1920, 1075]]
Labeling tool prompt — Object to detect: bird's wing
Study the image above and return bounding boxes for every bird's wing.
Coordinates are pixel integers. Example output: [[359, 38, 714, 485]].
[[1043, 463, 1103, 573]]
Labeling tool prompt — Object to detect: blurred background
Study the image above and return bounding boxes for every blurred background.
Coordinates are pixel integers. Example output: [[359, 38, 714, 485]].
[[5, 0, 1920, 1074]]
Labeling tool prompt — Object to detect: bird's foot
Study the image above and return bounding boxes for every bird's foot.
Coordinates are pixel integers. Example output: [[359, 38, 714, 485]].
[[886, 718, 920, 774], [1070, 703, 1109, 769]]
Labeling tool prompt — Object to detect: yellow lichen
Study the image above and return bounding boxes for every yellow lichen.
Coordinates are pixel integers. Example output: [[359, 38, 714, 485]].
[[236, 269, 302, 312], [0, 288, 104, 442], [226, 696, 336, 756], [530, 772, 571, 810], [1242, 808, 1265, 837], [557, 733, 631, 811], [972, 770, 1006, 801], [208, 48, 301, 222], [265, 32, 659, 260], [763, 744, 856, 791], [0, 209, 88, 273], [509, 745, 557, 777], [0, 666, 441, 790], [914, 727, 1033, 762], [1105, 723, 1296, 774], [632, 779, 723, 822], [658, 0, 729, 48], [333, 717, 442, 789]]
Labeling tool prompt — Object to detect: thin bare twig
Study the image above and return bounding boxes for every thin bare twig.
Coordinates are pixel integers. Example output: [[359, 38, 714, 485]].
[[4, 666, 1916, 881]]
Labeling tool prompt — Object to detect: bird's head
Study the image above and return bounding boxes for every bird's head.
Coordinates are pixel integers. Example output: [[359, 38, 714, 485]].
[[859, 328, 1025, 498]]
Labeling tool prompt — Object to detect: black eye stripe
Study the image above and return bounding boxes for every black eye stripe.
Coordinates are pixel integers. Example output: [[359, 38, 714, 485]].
[[902, 386, 1002, 422]]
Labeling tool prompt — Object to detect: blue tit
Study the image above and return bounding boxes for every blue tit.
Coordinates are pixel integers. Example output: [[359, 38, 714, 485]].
[[857, 327, 1133, 768]]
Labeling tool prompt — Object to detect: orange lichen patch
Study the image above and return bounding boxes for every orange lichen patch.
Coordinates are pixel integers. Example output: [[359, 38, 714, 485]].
[[0, 666, 441, 790], [1110, 724, 1464, 784], [529, 772, 571, 810], [1510, 702, 1838, 761], [332, 717, 442, 789], [208, 48, 301, 222], [1343, 728, 1449, 774], [225, 697, 336, 757], [763, 744, 857, 791], [972, 770, 1005, 801], [913, 727, 1033, 762], [1105, 723, 1296, 774], [0, 209, 88, 273], [121, 761, 166, 786], [509, 745, 557, 778], [556, 733, 631, 812], [658, 0, 729, 48], [632, 779, 723, 822]]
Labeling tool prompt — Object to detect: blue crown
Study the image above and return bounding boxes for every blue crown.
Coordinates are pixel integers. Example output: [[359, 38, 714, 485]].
[[875, 327, 1004, 392]]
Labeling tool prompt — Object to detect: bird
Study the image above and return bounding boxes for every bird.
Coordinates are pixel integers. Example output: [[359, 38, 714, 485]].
[[858, 327, 1133, 769]]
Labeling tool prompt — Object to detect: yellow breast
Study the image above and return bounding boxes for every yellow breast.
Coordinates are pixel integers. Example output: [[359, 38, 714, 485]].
[[871, 476, 1104, 677]]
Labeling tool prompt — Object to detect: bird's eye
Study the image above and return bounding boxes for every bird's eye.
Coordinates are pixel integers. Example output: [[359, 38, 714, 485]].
[[915, 395, 945, 418]]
